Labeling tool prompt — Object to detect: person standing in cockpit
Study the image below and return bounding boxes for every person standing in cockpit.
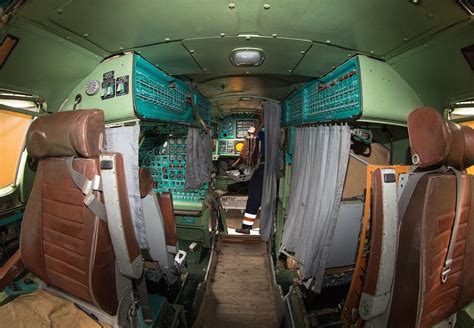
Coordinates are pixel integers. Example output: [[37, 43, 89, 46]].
[[235, 123, 265, 234]]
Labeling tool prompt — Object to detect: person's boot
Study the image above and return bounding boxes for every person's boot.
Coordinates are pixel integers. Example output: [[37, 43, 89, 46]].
[[235, 227, 250, 234], [235, 223, 252, 234]]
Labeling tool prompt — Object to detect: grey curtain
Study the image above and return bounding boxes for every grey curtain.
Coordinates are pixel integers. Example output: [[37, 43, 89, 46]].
[[106, 124, 149, 249], [282, 125, 351, 292], [185, 128, 212, 190], [260, 101, 281, 242]]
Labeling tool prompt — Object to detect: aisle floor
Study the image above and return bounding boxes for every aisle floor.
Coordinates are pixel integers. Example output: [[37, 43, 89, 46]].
[[193, 235, 278, 328]]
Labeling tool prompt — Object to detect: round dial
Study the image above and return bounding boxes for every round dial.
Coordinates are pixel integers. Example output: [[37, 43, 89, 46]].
[[85, 80, 101, 96]]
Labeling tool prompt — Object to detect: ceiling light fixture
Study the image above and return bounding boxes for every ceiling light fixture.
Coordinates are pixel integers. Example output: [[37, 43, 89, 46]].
[[230, 48, 265, 67]]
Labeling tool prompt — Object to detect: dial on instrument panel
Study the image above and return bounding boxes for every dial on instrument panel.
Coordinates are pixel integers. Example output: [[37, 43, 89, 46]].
[[85, 80, 101, 96]]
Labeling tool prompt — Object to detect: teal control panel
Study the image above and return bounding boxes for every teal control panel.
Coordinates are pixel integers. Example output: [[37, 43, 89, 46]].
[[217, 114, 258, 157], [134, 55, 211, 124], [62, 53, 211, 125], [139, 133, 208, 204], [218, 114, 258, 139], [282, 56, 362, 126], [217, 139, 241, 157]]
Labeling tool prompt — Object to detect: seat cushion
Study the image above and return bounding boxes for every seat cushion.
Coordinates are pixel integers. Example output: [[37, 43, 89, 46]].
[[389, 174, 474, 327], [21, 158, 117, 315]]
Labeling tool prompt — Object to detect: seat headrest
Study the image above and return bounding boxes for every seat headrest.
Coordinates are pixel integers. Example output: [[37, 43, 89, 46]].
[[26, 110, 105, 159], [407, 107, 474, 170]]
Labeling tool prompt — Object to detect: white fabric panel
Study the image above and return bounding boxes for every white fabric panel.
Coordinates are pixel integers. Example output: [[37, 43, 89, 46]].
[[282, 125, 351, 292], [260, 101, 281, 242], [106, 124, 149, 249]]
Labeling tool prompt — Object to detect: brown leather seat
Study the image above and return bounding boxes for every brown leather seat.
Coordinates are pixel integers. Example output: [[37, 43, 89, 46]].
[[138, 168, 178, 248], [387, 107, 474, 327], [1, 110, 141, 315], [139, 167, 153, 198]]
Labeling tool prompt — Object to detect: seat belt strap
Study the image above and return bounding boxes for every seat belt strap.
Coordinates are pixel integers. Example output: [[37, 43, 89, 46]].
[[66, 157, 108, 222], [441, 167, 463, 283], [83, 193, 108, 222]]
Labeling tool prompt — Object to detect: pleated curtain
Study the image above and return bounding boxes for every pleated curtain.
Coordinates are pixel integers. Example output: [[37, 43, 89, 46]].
[[260, 101, 281, 242], [282, 125, 351, 292]]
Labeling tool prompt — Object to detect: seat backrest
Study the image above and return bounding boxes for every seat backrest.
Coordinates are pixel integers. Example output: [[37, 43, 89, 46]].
[[138, 169, 178, 248], [21, 110, 140, 315], [388, 107, 474, 327], [157, 192, 178, 248]]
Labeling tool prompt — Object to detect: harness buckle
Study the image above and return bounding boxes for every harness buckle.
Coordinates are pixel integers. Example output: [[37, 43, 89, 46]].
[[441, 259, 453, 283]]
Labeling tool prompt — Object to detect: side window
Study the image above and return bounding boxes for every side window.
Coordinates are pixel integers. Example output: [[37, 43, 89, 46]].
[[0, 93, 41, 197], [447, 99, 474, 120], [451, 99, 474, 175]]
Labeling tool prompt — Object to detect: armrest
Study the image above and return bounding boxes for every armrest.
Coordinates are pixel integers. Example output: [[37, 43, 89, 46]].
[[0, 250, 25, 291]]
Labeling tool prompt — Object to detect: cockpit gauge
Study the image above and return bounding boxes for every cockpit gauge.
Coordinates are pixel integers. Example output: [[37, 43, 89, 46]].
[[85, 80, 101, 96]]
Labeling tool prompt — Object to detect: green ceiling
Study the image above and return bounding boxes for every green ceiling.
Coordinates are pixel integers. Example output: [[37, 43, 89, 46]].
[[1, 0, 472, 113], [16, 0, 468, 77], [182, 36, 313, 75]]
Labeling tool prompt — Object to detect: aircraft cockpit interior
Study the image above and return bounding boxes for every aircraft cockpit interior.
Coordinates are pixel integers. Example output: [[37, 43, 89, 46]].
[[0, 1, 474, 327]]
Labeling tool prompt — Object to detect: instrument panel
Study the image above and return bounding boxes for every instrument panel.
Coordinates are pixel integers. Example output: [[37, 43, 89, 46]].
[[140, 133, 208, 203], [218, 139, 243, 156], [217, 114, 258, 157]]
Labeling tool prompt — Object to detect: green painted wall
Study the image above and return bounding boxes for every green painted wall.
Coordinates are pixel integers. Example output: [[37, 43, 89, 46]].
[[389, 21, 474, 110], [0, 18, 101, 112], [60, 53, 135, 122], [359, 55, 423, 125]]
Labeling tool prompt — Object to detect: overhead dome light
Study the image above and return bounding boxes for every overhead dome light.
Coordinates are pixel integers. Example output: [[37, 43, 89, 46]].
[[230, 48, 265, 67]]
